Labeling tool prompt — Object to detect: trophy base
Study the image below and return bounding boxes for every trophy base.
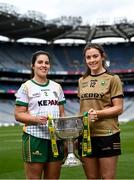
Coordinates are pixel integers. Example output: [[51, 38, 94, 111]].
[[63, 153, 81, 167]]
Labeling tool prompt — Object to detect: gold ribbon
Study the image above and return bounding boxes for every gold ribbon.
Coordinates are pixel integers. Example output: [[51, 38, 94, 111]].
[[82, 112, 92, 156], [48, 115, 59, 157]]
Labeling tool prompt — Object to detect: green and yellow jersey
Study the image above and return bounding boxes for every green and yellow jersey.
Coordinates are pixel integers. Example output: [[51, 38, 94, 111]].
[[15, 79, 66, 139]]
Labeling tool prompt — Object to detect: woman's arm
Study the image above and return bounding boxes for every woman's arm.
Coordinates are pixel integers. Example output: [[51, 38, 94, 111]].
[[14, 105, 48, 125], [97, 97, 123, 118], [88, 97, 123, 120], [59, 104, 65, 117]]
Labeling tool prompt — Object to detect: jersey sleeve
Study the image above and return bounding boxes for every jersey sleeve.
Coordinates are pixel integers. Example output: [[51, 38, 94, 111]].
[[58, 84, 66, 105], [110, 75, 124, 99], [15, 83, 29, 106]]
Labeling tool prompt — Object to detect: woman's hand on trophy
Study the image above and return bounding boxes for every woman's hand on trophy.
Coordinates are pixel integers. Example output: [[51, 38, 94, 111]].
[[35, 116, 48, 125], [88, 108, 98, 122]]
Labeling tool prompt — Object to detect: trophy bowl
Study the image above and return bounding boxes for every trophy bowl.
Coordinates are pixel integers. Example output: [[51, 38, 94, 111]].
[[53, 115, 83, 167]]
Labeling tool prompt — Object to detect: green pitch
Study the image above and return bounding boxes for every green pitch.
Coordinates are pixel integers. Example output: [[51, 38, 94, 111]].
[[0, 121, 134, 179]]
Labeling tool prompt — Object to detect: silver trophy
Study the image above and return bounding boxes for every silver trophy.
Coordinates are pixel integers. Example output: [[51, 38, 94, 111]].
[[53, 115, 83, 167]]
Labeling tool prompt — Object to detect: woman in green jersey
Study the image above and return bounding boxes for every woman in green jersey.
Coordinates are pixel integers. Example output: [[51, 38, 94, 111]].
[[15, 50, 66, 179], [78, 43, 124, 179]]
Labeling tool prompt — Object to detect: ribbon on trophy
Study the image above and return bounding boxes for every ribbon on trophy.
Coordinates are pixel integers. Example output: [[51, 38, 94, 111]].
[[48, 115, 59, 157], [82, 112, 92, 156]]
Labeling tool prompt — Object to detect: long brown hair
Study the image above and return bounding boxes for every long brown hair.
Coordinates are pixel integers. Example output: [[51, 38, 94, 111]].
[[83, 43, 108, 79], [31, 50, 51, 78]]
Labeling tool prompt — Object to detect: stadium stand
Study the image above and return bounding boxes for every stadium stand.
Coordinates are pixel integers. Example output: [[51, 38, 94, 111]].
[[0, 99, 16, 126], [1, 41, 134, 72]]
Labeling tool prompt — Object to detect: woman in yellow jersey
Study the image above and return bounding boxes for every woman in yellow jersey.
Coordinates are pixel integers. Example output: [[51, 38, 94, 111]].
[[14, 50, 66, 179], [78, 43, 124, 179]]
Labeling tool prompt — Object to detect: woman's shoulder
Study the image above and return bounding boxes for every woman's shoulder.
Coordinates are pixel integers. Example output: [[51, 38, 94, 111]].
[[19, 80, 33, 90], [105, 70, 120, 78], [22, 79, 32, 87], [105, 71, 121, 84], [78, 76, 84, 82]]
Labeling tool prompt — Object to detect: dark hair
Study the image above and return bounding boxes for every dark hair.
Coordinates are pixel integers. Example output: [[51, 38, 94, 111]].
[[31, 50, 51, 78], [83, 43, 108, 78]]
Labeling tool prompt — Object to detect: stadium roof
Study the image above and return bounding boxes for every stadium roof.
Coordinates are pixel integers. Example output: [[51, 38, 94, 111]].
[[0, 3, 134, 43]]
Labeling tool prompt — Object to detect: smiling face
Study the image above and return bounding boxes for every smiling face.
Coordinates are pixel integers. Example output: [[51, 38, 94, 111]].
[[32, 54, 50, 82], [85, 47, 105, 75]]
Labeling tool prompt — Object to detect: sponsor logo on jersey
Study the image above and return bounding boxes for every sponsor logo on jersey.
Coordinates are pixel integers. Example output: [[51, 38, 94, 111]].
[[41, 89, 50, 91], [38, 99, 58, 106], [81, 92, 104, 100], [32, 93, 40, 97]]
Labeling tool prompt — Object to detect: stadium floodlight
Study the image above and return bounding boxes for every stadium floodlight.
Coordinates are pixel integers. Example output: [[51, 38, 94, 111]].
[[0, 3, 19, 16]]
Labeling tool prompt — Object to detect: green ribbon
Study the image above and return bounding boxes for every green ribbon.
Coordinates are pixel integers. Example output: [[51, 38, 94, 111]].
[[82, 112, 92, 156]]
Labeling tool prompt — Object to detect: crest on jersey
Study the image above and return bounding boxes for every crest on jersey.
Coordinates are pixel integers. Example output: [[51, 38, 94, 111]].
[[100, 80, 105, 86], [53, 91, 58, 98]]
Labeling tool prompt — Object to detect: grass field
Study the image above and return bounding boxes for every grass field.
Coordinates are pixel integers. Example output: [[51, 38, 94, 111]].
[[0, 121, 134, 179]]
